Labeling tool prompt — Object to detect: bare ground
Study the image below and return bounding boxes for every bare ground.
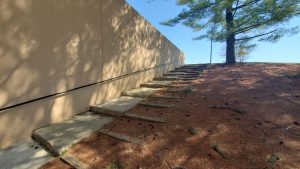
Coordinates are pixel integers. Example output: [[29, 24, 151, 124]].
[[41, 64, 300, 169]]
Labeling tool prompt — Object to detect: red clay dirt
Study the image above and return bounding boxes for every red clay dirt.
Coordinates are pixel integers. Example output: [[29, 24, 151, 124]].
[[40, 64, 300, 169]]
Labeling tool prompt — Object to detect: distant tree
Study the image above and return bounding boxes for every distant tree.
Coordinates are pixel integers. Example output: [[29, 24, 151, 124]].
[[161, 0, 300, 64], [235, 42, 256, 62]]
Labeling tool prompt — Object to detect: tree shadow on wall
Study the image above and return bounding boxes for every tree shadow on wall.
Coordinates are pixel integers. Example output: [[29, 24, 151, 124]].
[[0, 0, 183, 148]]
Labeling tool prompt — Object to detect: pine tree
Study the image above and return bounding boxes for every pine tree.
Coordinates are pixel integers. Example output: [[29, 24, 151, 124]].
[[161, 0, 300, 64]]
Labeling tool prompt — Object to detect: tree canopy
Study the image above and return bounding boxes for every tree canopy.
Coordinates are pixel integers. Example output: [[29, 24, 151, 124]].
[[161, 0, 300, 64]]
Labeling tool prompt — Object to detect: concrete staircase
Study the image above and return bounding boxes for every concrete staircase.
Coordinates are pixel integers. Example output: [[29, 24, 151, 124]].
[[0, 64, 208, 169]]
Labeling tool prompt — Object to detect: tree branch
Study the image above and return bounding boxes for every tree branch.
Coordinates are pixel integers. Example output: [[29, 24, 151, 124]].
[[235, 23, 263, 34], [233, 0, 240, 17], [236, 30, 277, 41], [233, 0, 262, 11]]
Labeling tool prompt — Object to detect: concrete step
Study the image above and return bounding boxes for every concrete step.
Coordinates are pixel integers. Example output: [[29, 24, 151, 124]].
[[0, 139, 53, 169], [163, 72, 200, 76], [170, 69, 202, 73], [154, 76, 196, 81], [123, 113, 167, 123], [60, 154, 90, 169], [121, 87, 161, 98], [138, 102, 175, 108], [149, 95, 184, 99], [92, 103, 167, 122], [173, 75, 200, 78], [140, 81, 174, 88], [180, 65, 207, 69], [153, 76, 178, 81], [181, 64, 205, 66], [99, 129, 142, 144], [175, 68, 204, 72], [90, 96, 144, 116], [32, 113, 113, 156]]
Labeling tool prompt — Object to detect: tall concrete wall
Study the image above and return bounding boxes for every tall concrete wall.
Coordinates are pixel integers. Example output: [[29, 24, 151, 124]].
[[0, 0, 184, 148]]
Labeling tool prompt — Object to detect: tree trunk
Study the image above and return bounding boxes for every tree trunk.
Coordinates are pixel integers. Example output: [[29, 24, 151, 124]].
[[225, 7, 236, 64]]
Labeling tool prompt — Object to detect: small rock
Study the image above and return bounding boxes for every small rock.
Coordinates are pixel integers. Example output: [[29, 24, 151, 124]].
[[279, 141, 284, 145], [187, 128, 197, 135], [212, 144, 227, 159], [230, 108, 247, 114], [267, 154, 280, 163], [256, 122, 262, 128], [294, 121, 299, 125], [224, 101, 230, 105]]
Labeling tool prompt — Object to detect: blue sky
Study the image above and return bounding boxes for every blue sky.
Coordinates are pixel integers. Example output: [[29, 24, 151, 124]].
[[127, 0, 300, 64]]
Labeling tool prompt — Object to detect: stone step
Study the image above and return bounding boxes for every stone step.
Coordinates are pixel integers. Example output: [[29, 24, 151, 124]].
[[153, 76, 178, 81], [180, 65, 207, 69], [90, 96, 144, 116], [92, 104, 167, 122], [98, 129, 142, 144], [175, 68, 204, 72], [121, 87, 161, 98], [173, 75, 200, 78], [123, 113, 167, 123], [140, 81, 174, 88], [181, 64, 205, 66], [163, 72, 200, 76], [138, 102, 175, 108], [60, 154, 90, 169], [32, 113, 113, 156], [175, 81, 193, 84], [149, 95, 184, 99], [170, 70, 201, 73], [0, 139, 53, 169], [154, 76, 197, 81]]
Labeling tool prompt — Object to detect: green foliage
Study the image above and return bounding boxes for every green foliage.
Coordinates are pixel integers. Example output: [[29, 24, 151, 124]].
[[162, 0, 300, 62], [235, 41, 256, 62], [219, 41, 256, 62]]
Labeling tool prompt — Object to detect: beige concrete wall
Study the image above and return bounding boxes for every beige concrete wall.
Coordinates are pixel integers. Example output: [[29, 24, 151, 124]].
[[0, 0, 184, 148], [102, 0, 183, 80]]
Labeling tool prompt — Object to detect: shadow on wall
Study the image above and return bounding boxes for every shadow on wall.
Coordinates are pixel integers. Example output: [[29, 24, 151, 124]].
[[101, 0, 183, 101], [102, 0, 182, 81], [0, 0, 183, 148], [0, 0, 104, 148], [0, 0, 103, 109]]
